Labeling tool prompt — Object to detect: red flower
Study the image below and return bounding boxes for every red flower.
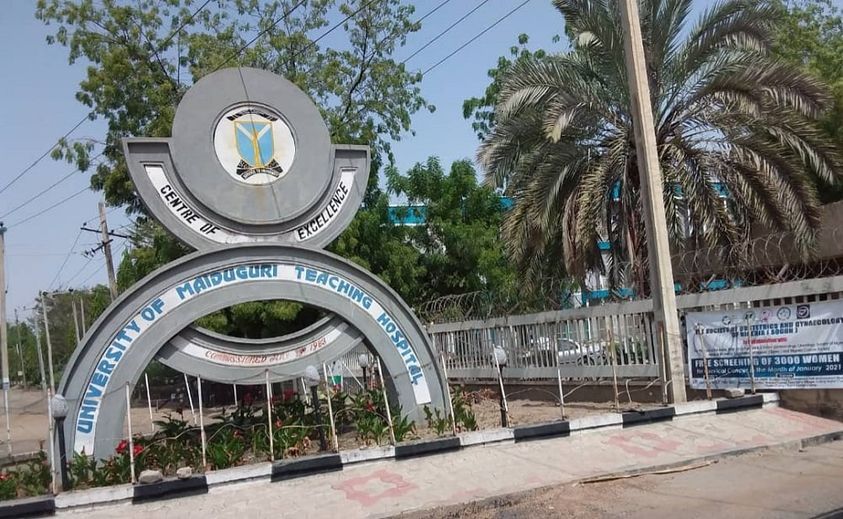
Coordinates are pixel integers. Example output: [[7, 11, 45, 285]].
[[133, 444, 144, 457], [233, 430, 243, 439], [0, 472, 9, 481], [274, 419, 284, 429], [116, 439, 129, 454], [365, 402, 375, 413]]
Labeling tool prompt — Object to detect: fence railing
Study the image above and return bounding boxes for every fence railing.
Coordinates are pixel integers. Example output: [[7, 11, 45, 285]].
[[425, 274, 843, 382]]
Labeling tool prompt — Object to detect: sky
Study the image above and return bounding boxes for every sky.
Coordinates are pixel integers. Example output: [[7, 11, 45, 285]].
[[0, 0, 566, 320]]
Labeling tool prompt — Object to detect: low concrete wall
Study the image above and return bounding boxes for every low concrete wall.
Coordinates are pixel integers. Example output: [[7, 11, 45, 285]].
[[780, 389, 843, 422], [455, 380, 737, 404]]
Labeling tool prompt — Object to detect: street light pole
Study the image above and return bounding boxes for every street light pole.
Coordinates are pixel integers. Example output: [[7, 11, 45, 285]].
[[358, 353, 370, 390], [304, 366, 327, 451], [492, 347, 509, 428], [50, 394, 70, 491], [618, 0, 687, 403]]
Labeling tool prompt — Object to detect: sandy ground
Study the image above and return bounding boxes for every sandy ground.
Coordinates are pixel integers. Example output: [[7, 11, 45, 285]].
[[402, 441, 843, 519], [0, 388, 174, 458]]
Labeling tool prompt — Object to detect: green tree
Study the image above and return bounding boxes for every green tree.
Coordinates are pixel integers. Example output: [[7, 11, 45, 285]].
[[462, 33, 551, 141], [385, 157, 515, 306], [772, 0, 843, 201], [478, 0, 843, 292], [332, 157, 517, 311], [6, 320, 39, 387], [36, 0, 434, 336]]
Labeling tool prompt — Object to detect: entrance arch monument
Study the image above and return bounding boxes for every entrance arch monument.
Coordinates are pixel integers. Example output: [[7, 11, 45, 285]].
[[57, 68, 447, 459]]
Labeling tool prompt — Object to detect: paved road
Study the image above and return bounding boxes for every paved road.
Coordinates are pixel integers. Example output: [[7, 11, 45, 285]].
[[57, 406, 843, 518], [411, 441, 843, 519]]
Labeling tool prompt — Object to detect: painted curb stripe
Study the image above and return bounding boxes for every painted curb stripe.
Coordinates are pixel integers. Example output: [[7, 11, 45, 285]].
[[513, 421, 571, 443], [0, 495, 55, 518], [132, 475, 208, 503], [716, 395, 764, 414], [271, 454, 343, 482], [28, 393, 783, 513], [621, 407, 676, 427], [394, 437, 461, 459]]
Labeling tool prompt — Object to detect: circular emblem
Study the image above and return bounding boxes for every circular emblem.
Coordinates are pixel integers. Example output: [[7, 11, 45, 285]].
[[213, 105, 296, 185], [777, 307, 791, 321]]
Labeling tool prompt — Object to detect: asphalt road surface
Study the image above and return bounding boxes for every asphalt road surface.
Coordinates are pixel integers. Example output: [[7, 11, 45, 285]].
[[408, 441, 843, 519]]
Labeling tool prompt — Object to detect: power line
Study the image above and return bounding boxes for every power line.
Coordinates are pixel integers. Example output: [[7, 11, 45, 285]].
[[48, 229, 83, 291], [401, 0, 491, 65], [212, 0, 309, 71], [83, 206, 119, 227], [0, 153, 104, 220], [294, 0, 383, 57], [346, 0, 527, 122], [421, 0, 533, 77], [0, 0, 212, 201], [78, 261, 106, 287], [63, 256, 95, 287], [6, 186, 91, 229], [162, 0, 214, 49], [0, 115, 91, 197], [78, 242, 125, 287]]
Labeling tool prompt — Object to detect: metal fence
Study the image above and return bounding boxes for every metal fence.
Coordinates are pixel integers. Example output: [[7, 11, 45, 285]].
[[426, 274, 843, 382]]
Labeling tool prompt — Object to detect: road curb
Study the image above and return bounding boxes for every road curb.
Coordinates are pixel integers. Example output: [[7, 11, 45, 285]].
[[271, 453, 343, 482], [0, 495, 54, 518], [395, 437, 461, 460], [24, 392, 787, 514], [132, 475, 208, 503]]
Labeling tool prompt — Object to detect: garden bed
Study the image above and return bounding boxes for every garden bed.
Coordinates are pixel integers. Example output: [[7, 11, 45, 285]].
[[0, 384, 665, 500]]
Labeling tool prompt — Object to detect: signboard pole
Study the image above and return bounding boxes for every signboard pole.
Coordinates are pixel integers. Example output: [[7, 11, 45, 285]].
[[197, 376, 207, 470], [440, 352, 457, 436], [144, 373, 155, 433], [125, 383, 136, 483], [184, 373, 197, 425], [322, 363, 339, 452], [265, 370, 274, 460], [746, 315, 757, 394], [376, 358, 396, 445], [696, 325, 712, 400]]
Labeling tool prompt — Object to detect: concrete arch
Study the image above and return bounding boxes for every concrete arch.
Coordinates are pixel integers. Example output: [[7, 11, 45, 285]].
[[157, 316, 364, 384], [58, 245, 446, 459]]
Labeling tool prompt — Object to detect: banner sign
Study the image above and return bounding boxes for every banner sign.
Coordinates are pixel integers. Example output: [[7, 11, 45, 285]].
[[686, 300, 843, 390]]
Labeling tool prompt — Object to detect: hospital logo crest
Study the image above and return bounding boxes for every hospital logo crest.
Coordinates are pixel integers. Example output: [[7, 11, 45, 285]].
[[213, 105, 296, 185]]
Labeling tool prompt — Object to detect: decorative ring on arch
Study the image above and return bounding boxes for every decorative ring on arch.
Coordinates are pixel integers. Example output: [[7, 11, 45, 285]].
[[157, 316, 365, 384], [122, 68, 370, 250], [58, 245, 447, 459]]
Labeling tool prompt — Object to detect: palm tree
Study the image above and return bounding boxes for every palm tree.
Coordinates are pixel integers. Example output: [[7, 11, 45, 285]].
[[479, 0, 842, 295]]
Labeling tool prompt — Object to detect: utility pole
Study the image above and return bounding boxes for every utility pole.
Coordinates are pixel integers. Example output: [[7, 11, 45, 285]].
[[14, 310, 25, 388], [0, 223, 12, 455], [32, 313, 47, 397], [79, 298, 87, 336], [40, 294, 56, 394], [71, 299, 81, 344], [619, 0, 687, 403], [98, 202, 118, 300]]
